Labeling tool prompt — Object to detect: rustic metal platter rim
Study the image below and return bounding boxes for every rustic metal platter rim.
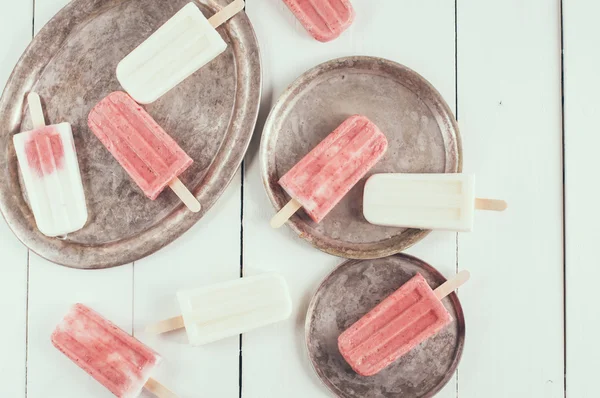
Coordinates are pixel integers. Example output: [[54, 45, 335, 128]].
[[260, 56, 462, 260], [0, 0, 261, 269], [305, 253, 466, 398]]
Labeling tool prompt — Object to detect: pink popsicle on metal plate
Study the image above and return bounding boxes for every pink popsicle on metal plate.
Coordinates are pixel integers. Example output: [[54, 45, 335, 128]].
[[338, 273, 453, 376], [282, 0, 355, 42], [88, 92, 193, 200], [278, 115, 387, 223]]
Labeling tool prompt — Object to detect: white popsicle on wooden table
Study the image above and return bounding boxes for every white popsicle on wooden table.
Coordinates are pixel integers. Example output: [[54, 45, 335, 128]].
[[117, 0, 245, 104], [147, 274, 293, 346], [363, 173, 507, 232]]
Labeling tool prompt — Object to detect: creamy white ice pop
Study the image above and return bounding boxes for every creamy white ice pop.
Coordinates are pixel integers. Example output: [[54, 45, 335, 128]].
[[117, 1, 245, 104], [147, 274, 292, 346], [13, 93, 88, 237], [363, 173, 507, 232]]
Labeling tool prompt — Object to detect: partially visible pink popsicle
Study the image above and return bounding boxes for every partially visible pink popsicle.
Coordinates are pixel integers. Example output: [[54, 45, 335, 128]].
[[282, 0, 355, 42], [272, 115, 387, 227], [88, 92, 199, 211], [338, 271, 469, 376], [51, 304, 175, 398]]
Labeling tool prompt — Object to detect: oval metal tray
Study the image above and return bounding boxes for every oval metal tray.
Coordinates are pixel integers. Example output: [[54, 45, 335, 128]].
[[305, 254, 465, 398], [0, 0, 261, 268], [261, 56, 461, 259]]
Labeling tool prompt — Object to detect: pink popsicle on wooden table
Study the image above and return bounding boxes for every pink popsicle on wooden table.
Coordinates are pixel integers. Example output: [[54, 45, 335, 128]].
[[338, 271, 470, 376], [52, 304, 176, 398], [282, 0, 355, 42], [88, 92, 200, 212], [271, 115, 388, 228]]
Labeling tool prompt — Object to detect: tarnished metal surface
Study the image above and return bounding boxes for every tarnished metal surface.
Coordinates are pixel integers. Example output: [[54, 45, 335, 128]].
[[0, 0, 261, 268], [261, 56, 461, 259], [306, 254, 465, 398]]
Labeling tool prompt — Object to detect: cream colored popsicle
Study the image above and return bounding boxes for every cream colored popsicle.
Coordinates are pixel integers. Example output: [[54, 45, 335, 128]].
[[338, 271, 469, 376], [363, 173, 507, 232], [117, 1, 244, 104], [52, 304, 176, 398], [13, 93, 88, 237], [147, 274, 292, 346]]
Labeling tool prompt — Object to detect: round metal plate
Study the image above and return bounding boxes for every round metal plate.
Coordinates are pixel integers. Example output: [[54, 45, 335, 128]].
[[261, 56, 461, 259], [0, 0, 261, 268], [305, 254, 465, 398]]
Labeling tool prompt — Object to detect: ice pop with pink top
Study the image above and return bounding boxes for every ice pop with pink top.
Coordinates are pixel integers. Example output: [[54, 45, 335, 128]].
[[52, 304, 176, 398], [282, 0, 355, 42], [88, 92, 200, 212], [12, 93, 88, 237], [338, 271, 470, 376], [271, 115, 387, 228]]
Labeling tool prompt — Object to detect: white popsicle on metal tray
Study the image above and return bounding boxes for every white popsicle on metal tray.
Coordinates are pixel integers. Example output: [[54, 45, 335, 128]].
[[117, 1, 244, 104], [363, 173, 507, 232], [13, 93, 88, 237], [147, 274, 292, 346]]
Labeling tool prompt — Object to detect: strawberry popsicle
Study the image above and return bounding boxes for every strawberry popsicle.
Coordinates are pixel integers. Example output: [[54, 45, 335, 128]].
[[52, 304, 176, 398], [88, 92, 200, 212], [271, 115, 387, 228], [338, 271, 469, 376], [282, 0, 355, 42], [13, 93, 88, 237]]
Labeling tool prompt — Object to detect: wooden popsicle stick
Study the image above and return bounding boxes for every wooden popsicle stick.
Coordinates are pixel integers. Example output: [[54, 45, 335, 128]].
[[434, 270, 470, 300], [144, 378, 179, 398], [475, 198, 508, 211], [169, 178, 201, 213], [270, 198, 302, 228], [146, 315, 185, 335], [27, 92, 46, 129], [208, 0, 245, 28]]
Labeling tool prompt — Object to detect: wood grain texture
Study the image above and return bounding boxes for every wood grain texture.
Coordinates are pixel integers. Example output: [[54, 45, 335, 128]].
[[563, 0, 600, 396], [0, 1, 32, 397], [457, 0, 564, 396], [244, 0, 457, 397]]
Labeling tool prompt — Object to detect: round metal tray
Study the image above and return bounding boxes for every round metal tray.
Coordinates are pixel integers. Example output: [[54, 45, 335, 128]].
[[305, 254, 465, 398], [261, 56, 461, 259], [0, 0, 261, 268]]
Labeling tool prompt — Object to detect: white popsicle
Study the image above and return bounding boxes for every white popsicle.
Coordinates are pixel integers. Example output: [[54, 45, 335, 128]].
[[363, 173, 506, 232], [117, 1, 244, 104], [13, 93, 88, 237], [147, 274, 293, 346]]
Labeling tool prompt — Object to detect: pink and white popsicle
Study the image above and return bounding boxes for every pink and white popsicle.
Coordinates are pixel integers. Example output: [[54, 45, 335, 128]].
[[52, 304, 176, 398], [282, 0, 355, 42], [88, 92, 200, 212], [271, 115, 387, 228], [338, 271, 469, 376], [13, 93, 88, 237]]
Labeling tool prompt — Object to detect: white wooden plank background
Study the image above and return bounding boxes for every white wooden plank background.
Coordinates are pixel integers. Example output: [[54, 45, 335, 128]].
[[564, 0, 600, 397], [0, 0, 589, 396]]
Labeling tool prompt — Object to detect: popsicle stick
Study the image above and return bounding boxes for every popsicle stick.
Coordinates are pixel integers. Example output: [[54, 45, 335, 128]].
[[144, 378, 179, 398], [146, 315, 185, 335], [208, 0, 245, 28], [270, 199, 302, 229], [434, 270, 471, 300], [475, 198, 508, 211], [27, 92, 46, 128], [169, 178, 201, 213]]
